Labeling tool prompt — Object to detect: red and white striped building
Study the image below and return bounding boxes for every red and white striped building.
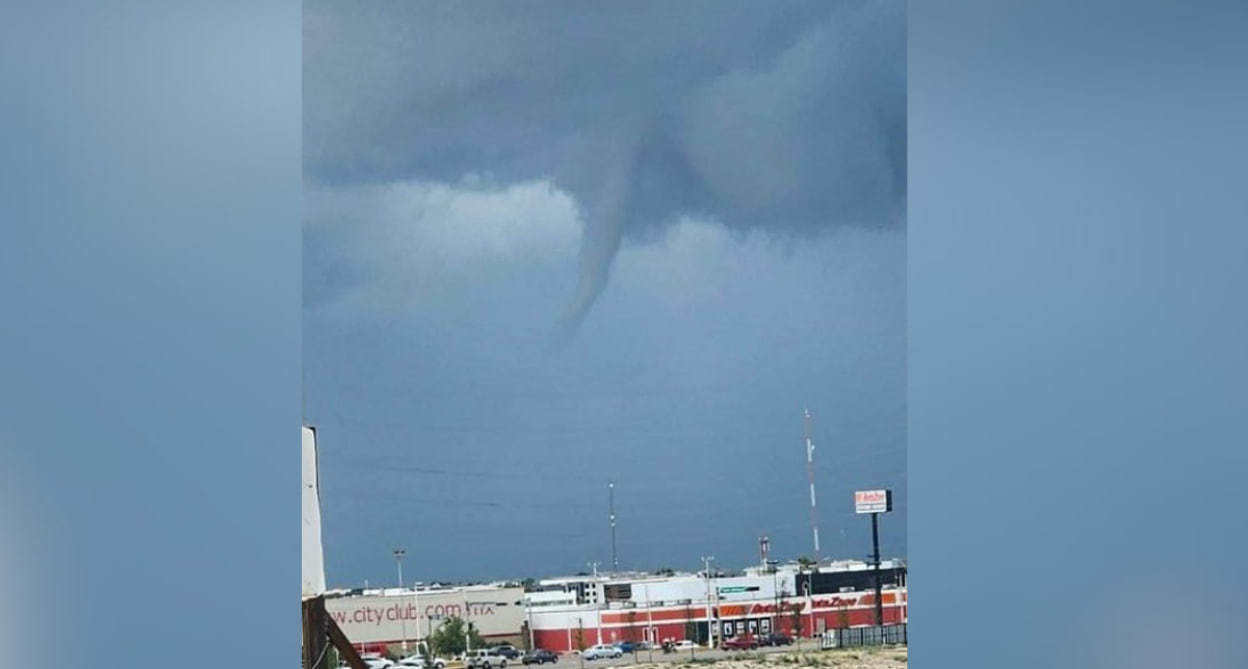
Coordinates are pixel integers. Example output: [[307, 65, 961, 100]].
[[525, 560, 907, 652]]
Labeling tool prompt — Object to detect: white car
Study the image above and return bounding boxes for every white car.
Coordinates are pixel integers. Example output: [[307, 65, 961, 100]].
[[400, 655, 449, 669], [671, 640, 697, 651], [361, 656, 395, 669], [466, 649, 508, 669], [582, 644, 623, 660]]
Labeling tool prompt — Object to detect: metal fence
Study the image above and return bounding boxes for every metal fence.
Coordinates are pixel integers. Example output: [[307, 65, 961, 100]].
[[819, 624, 907, 649]]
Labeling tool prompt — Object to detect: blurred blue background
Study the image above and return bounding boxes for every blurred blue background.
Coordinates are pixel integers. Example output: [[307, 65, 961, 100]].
[[2, 1, 1245, 668], [0, 1, 299, 666], [910, 1, 1248, 667]]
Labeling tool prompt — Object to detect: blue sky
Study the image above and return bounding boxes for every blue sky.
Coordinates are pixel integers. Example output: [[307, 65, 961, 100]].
[[303, 0, 906, 587]]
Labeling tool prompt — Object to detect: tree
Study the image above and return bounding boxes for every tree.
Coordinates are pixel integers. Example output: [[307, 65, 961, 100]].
[[575, 620, 586, 669], [427, 616, 485, 658], [788, 601, 803, 639]]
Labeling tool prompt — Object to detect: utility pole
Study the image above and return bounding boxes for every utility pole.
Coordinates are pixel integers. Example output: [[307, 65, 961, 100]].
[[804, 409, 821, 562], [395, 548, 408, 654], [701, 556, 715, 648], [608, 481, 618, 573]]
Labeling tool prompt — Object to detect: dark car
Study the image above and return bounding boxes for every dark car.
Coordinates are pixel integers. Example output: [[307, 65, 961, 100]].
[[720, 635, 759, 651], [522, 649, 558, 665], [493, 646, 522, 660], [759, 633, 793, 647], [615, 641, 639, 654]]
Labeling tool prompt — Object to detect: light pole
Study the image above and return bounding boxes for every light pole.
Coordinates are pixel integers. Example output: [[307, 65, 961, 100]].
[[584, 561, 604, 644], [700, 556, 714, 649], [464, 589, 472, 654], [413, 580, 423, 660], [526, 594, 536, 652], [587, 563, 602, 645], [577, 618, 585, 669], [804, 582, 813, 643], [395, 548, 408, 654], [643, 583, 654, 663], [763, 559, 773, 636]]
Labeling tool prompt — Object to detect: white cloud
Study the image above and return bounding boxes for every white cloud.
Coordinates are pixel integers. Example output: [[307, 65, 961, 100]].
[[305, 177, 582, 314], [607, 217, 903, 322]]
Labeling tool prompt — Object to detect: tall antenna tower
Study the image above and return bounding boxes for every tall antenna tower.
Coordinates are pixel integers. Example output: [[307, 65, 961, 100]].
[[804, 408, 821, 562], [608, 480, 618, 572]]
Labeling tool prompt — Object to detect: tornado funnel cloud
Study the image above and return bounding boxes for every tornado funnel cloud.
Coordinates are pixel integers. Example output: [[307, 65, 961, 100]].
[[551, 142, 636, 349]]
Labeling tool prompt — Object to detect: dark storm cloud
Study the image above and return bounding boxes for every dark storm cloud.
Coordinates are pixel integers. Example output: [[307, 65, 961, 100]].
[[304, 0, 905, 337]]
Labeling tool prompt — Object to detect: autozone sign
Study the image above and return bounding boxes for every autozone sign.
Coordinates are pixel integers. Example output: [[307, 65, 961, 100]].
[[854, 489, 892, 514]]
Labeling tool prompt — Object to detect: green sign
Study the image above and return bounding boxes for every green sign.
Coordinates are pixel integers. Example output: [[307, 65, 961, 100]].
[[718, 586, 747, 594]]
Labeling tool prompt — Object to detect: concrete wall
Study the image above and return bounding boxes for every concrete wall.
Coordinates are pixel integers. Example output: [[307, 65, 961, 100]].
[[326, 586, 525, 645]]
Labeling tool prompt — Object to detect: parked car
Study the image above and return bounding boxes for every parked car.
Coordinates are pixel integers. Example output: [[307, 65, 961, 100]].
[[758, 633, 794, 647], [582, 644, 624, 660], [466, 649, 508, 669], [720, 635, 759, 651], [633, 641, 652, 651], [671, 640, 697, 651], [493, 645, 522, 660], [522, 649, 558, 665], [399, 653, 450, 668], [361, 654, 395, 669], [614, 641, 639, 654]]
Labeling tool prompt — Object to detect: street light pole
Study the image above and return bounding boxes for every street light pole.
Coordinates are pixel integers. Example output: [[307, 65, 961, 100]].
[[577, 618, 585, 669], [643, 583, 654, 663], [414, 580, 423, 659], [464, 589, 472, 654], [395, 548, 408, 654], [700, 556, 714, 649], [526, 595, 536, 652], [768, 561, 779, 636], [804, 582, 813, 642], [587, 562, 602, 645]]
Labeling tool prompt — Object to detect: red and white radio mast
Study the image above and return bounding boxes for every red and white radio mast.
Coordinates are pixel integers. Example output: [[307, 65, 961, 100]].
[[804, 408, 821, 562]]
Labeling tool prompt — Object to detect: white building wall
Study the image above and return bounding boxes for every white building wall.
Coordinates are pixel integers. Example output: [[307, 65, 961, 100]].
[[325, 586, 525, 645]]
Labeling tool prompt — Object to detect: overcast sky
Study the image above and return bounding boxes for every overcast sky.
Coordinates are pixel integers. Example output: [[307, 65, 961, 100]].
[[304, 0, 906, 588]]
